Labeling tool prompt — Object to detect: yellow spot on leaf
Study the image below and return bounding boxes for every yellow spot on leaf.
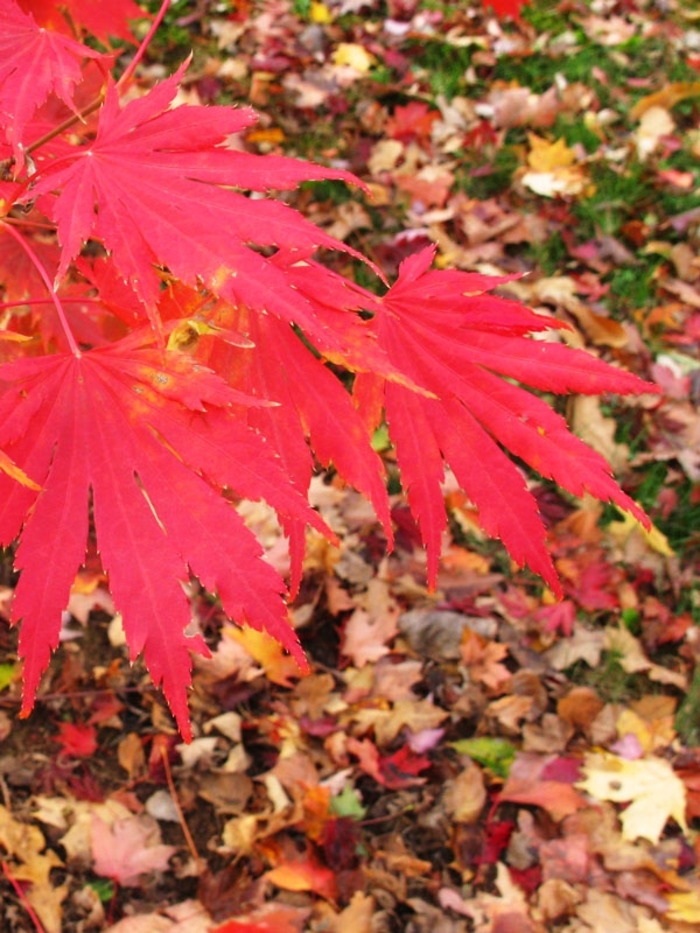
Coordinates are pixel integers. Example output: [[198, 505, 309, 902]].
[[0, 449, 40, 490]]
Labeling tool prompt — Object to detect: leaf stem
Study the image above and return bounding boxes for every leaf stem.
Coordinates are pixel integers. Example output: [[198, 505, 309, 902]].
[[159, 744, 201, 865], [2, 861, 46, 933], [0, 297, 102, 310], [117, 0, 171, 92], [2, 224, 81, 357]]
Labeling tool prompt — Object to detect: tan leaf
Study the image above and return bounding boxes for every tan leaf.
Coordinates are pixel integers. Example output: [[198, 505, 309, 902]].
[[444, 759, 487, 823], [630, 81, 700, 120]]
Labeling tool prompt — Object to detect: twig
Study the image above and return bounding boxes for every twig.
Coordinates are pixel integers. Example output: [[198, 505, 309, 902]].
[[117, 0, 171, 92], [2, 861, 46, 933], [159, 744, 201, 864]]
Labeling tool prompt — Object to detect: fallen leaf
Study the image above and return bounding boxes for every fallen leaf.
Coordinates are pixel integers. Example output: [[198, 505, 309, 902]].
[[229, 626, 303, 687], [604, 625, 686, 690], [461, 629, 512, 692], [91, 814, 176, 886], [666, 890, 700, 923], [443, 759, 487, 823], [265, 852, 337, 901], [576, 752, 688, 842], [630, 81, 700, 120], [521, 135, 592, 197], [54, 721, 98, 758], [332, 43, 375, 72]]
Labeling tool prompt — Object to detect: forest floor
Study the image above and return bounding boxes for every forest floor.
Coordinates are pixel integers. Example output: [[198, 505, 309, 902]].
[[1, 1, 700, 931]]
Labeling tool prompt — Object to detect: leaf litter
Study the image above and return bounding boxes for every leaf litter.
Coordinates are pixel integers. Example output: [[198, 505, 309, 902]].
[[0, 0, 699, 931]]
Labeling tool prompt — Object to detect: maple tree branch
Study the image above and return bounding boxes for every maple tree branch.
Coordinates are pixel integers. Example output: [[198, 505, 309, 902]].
[[117, 0, 171, 92], [24, 96, 104, 158], [1, 223, 81, 357]]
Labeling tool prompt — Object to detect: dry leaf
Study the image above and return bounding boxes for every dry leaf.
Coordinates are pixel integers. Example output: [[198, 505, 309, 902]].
[[91, 814, 176, 886], [577, 752, 687, 842], [444, 759, 487, 823]]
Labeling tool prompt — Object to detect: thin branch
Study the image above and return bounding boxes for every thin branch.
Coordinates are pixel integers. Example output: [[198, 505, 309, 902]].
[[0, 297, 102, 310], [25, 95, 104, 158], [2, 224, 81, 357], [117, 0, 171, 92], [159, 744, 201, 865], [2, 862, 46, 933]]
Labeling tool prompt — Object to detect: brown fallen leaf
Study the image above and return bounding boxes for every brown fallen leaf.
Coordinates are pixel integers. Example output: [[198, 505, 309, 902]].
[[444, 759, 487, 824]]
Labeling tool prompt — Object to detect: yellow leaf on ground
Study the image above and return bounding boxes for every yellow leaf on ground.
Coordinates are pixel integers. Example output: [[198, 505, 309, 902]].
[[522, 135, 593, 197], [604, 625, 686, 690], [332, 43, 375, 72], [665, 890, 700, 923], [229, 626, 304, 687], [577, 752, 687, 842], [310, 1, 332, 23], [527, 135, 576, 171], [630, 81, 700, 120]]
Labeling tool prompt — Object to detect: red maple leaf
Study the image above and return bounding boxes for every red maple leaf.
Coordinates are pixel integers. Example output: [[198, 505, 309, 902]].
[[26, 63, 374, 343], [0, 0, 104, 162], [0, 333, 328, 738], [354, 247, 657, 592], [379, 744, 431, 789], [19, 0, 150, 44], [486, 0, 530, 19], [385, 102, 440, 147], [203, 302, 392, 592], [54, 721, 98, 758]]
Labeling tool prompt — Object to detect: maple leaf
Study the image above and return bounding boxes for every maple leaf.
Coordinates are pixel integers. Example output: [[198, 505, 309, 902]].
[[212, 905, 308, 933], [460, 629, 511, 692], [0, 333, 329, 738], [54, 721, 98, 758], [485, 0, 530, 19], [91, 814, 176, 886], [385, 101, 439, 146], [354, 246, 657, 592], [264, 847, 337, 902], [378, 744, 431, 790], [228, 627, 302, 688], [0, 0, 103, 163], [19, 0, 150, 44], [26, 63, 376, 343], [577, 752, 688, 843], [202, 299, 392, 591]]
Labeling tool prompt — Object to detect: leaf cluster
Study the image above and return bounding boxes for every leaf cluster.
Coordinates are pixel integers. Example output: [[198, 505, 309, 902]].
[[0, 0, 655, 737]]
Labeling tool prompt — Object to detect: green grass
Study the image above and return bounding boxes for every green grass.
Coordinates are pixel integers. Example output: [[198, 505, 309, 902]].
[[568, 649, 645, 704], [406, 40, 478, 99]]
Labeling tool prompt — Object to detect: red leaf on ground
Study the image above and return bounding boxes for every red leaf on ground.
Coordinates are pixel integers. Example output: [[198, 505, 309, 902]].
[[54, 721, 98, 758]]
